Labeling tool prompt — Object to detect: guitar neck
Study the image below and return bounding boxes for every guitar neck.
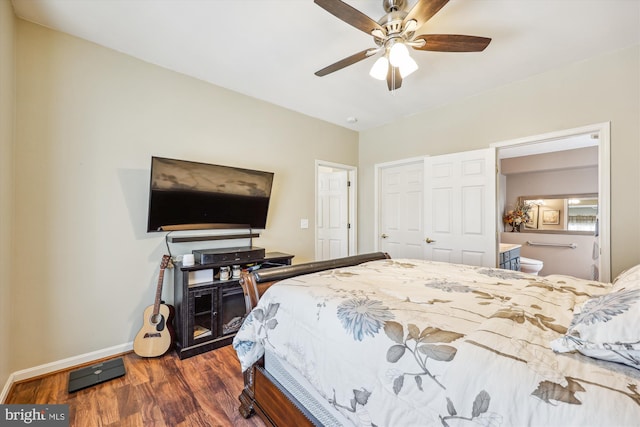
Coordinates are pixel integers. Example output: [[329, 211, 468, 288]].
[[153, 256, 170, 316], [152, 270, 165, 316]]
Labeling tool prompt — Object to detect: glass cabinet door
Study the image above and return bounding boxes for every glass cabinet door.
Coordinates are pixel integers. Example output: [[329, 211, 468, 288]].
[[189, 288, 216, 346]]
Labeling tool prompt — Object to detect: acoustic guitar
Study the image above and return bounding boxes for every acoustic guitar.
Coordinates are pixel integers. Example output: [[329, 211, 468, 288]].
[[134, 254, 175, 357]]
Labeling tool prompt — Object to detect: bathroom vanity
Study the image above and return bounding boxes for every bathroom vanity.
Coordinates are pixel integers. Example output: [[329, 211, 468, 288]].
[[499, 243, 521, 271]]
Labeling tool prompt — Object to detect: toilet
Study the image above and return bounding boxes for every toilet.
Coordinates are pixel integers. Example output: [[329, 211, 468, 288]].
[[520, 257, 544, 275]]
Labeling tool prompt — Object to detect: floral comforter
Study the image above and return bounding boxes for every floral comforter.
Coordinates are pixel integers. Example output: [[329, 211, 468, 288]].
[[233, 259, 640, 426]]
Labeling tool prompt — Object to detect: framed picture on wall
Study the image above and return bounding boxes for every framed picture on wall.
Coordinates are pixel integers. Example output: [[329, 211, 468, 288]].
[[525, 205, 539, 229], [542, 209, 560, 225]]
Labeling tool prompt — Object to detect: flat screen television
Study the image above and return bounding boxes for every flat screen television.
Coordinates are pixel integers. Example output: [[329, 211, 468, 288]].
[[146, 156, 274, 232]]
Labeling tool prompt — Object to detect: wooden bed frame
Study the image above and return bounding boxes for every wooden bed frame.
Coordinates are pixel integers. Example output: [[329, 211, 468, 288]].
[[236, 252, 391, 427]]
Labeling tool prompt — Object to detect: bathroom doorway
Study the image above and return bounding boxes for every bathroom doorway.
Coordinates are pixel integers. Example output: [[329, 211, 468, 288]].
[[492, 123, 610, 281]]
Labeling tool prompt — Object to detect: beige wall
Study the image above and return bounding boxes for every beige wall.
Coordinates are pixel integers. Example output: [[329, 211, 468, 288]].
[[500, 232, 597, 280], [12, 20, 358, 371], [359, 44, 640, 277], [500, 146, 598, 175], [0, 0, 15, 394]]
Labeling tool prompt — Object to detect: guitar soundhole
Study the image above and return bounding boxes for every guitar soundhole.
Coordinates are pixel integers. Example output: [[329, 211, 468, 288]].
[[156, 315, 166, 331], [150, 314, 166, 331]]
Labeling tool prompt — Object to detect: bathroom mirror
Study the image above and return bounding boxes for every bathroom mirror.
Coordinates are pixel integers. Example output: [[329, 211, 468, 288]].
[[518, 194, 598, 234]]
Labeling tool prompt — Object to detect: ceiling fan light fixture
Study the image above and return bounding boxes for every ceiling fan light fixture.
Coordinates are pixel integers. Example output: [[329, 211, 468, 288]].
[[388, 41, 410, 67], [399, 55, 418, 78], [388, 40, 418, 78], [369, 56, 389, 80]]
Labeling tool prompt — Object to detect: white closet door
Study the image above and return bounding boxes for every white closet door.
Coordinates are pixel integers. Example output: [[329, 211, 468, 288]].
[[378, 160, 425, 259], [424, 148, 497, 267]]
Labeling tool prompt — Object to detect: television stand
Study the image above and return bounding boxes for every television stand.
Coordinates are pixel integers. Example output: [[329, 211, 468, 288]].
[[172, 250, 293, 359]]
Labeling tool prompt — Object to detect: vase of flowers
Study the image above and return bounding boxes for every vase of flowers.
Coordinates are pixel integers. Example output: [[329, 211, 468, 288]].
[[503, 200, 532, 232]]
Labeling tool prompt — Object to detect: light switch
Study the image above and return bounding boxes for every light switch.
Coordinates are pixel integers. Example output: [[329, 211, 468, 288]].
[[300, 218, 309, 229]]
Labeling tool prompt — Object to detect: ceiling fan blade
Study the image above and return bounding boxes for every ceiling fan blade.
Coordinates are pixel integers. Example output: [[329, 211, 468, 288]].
[[413, 34, 491, 52], [404, 0, 449, 28], [314, 0, 385, 35], [315, 49, 376, 77], [386, 66, 402, 91]]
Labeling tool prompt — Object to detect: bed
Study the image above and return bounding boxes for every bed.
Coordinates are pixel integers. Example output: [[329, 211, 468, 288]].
[[233, 253, 640, 426]]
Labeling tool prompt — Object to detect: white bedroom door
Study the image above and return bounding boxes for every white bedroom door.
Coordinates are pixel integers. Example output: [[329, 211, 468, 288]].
[[377, 160, 426, 259], [317, 167, 350, 260], [424, 148, 497, 267]]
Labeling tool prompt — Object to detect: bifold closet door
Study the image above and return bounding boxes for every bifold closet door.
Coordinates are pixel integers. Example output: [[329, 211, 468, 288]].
[[424, 148, 497, 267], [376, 148, 497, 267], [377, 160, 426, 259]]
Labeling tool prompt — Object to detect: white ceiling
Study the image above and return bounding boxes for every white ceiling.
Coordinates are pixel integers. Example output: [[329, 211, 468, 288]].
[[10, 0, 640, 131]]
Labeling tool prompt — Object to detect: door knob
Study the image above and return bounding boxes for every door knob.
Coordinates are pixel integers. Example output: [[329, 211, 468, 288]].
[[425, 238, 436, 244], [381, 234, 388, 239]]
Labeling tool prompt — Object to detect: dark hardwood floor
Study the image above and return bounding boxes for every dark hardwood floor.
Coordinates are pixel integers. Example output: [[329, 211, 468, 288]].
[[5, 346, 266, 427]]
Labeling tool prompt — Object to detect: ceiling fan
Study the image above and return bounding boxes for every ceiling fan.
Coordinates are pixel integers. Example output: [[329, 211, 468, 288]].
[[314, 0, 491, 91]]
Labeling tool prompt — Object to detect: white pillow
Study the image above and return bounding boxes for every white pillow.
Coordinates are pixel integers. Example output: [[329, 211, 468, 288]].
[[551, 264, 640, 369], [613, 263, 640, 286]]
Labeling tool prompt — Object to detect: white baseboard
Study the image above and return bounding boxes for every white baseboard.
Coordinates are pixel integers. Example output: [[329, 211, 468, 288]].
[[1, 341, 133, 403]]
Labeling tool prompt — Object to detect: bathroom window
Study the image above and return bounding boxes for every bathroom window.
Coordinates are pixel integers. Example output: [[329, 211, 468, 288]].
[[567, 198, 598, 232]]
